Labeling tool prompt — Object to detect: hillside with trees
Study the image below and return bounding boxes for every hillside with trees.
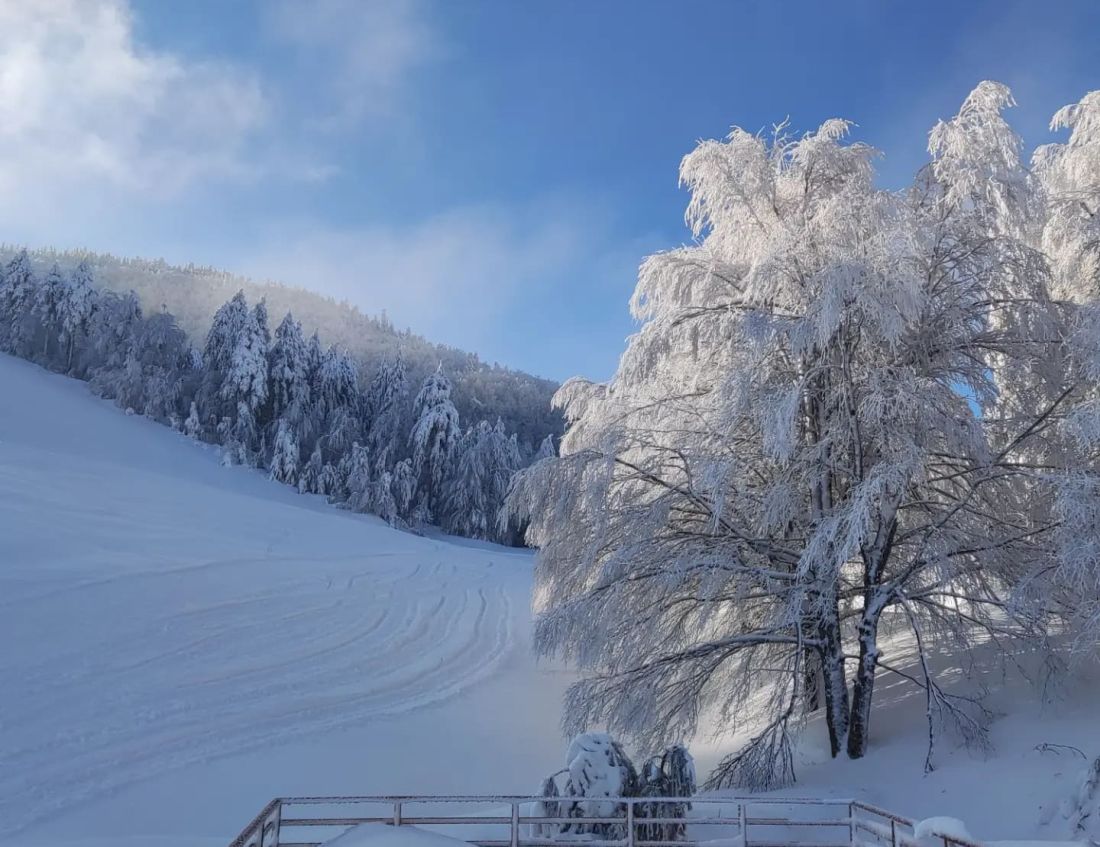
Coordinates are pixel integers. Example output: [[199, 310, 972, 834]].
[[0, 246, 562, 451], [0, 251, 556, 543]]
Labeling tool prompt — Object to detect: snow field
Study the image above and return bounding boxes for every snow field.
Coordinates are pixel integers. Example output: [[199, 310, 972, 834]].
[[0, 354, 569, 844]]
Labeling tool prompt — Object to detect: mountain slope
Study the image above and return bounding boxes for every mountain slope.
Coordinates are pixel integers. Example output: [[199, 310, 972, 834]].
[[0, 354, 570, 846], [4, 354, 1099, 846], [0, 245, 562, 448]]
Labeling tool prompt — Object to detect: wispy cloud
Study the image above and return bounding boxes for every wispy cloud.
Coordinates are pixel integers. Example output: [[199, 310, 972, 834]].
[[0, 0, 269, 200], [264, 0, 441, 129], [241, 201, 584, 351]]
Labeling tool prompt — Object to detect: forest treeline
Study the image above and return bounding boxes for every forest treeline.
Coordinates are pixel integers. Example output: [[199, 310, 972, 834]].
[[0, 249, 556, 543], [0, 246, 562, 449]]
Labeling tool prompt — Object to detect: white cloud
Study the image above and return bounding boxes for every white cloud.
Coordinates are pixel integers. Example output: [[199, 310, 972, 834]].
[[240, 202, 593, 356], [265, 0, 440, 127], [0, 0, 269, 202]]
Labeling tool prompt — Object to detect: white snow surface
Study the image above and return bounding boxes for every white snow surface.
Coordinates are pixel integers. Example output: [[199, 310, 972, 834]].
[[914, 817, 974, 843], [5, 354, 1100, 846], [0, 355, 571, 846]]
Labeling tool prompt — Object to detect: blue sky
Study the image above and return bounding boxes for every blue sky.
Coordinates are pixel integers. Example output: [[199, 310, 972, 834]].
[[2, 1, 1098, 381]]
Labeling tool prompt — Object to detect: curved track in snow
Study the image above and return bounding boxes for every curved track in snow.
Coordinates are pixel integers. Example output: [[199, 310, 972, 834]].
[[0, 356, 551, 841]]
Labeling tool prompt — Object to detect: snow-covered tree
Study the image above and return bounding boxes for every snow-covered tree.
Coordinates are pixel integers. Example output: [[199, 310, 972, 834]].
[[32, 264, 67, 363], [310, 346, 362, 471], [1033, 90, 1100, 307], [60, 261, 97, 374], [444, 419, 522, 542], [316, 345, 359, 419], [561, 733, 638, 840], [364, 352, 409, 472], [391, 458, 417, 522], [268, 312, 310, 421], [410, 366, 461, 516], [199, 290, 251, 432], [1060, 756, 1100, 839], [125, 311, 190, 420], [508, 82, 1100, 788], [342, 442, 373, 512], [184, 401, 202, 439], [269, 419, 301, 485], [86, 290, 142, 395], [220, 300, 270, 462], [532, 433, 556, 464], [0, 250, 37, 356], [636, 745, 695, 843], [533, 775, 564, 840], [297, 445, 327, 495]]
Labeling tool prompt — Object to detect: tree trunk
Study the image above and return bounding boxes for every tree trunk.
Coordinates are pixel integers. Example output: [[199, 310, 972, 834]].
[[818, 609, 849, 758], [802, 646, 822, 712], [846, 601, 883, 759]]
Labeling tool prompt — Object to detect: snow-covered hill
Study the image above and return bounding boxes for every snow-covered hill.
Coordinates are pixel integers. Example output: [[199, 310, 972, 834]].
[[0, 354, 570, 846], [4, 353, 1100, 846]]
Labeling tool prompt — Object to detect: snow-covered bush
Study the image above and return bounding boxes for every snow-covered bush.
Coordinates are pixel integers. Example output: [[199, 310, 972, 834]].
[[1045, 755, 1100, 840], [533, 734, 694, 843], [636, 745, 695, 843]]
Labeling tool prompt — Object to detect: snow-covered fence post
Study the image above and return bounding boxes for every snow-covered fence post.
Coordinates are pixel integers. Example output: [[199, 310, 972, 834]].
[[848, 802, 855, 845], [739, 801, 748, 847], [626, 798, 635, 847], [394, 801, 403, 827], [264, 800, 281, 847], [511, 802, 520, 847], [891, 818, 897, 847]]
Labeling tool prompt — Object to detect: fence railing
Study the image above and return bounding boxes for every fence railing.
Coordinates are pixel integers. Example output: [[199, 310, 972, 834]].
[[228, 794, 988, 847]]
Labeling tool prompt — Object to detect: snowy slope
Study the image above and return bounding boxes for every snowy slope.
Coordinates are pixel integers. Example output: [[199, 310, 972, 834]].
[[0, 354, 571, 846], [4, 353, 1100, 846]]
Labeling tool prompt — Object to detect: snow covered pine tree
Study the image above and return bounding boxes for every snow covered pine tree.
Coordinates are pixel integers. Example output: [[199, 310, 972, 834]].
[[508, 82, 1100, 787]]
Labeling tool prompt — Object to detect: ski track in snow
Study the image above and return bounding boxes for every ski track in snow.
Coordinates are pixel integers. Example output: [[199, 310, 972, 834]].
[[0, 356, 524, 836], [0, 554, 515, 834]]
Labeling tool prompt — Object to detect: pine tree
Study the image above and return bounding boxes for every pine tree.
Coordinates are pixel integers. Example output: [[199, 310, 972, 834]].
[[391, 458, 417, 521], [364, 352, 409, 473], [86, 291, 142, 399], [268, 312, 310, 427], [342, 442, 373, 512], [219, 299, 270, 462], [32, 264, 66, 364], [532, 433, 556, 463], [60, 261, 97, 375], [410, 365, 461, 517], [442, 419, 521, 542], [317, 345, 359, 419], [298, 445, 326, 495], [184, 401, 202, 439], [123, 311, 190, 421], [269, 419, 301, 485], [0, 250, 37, 355], [199, 291, 251, 433]]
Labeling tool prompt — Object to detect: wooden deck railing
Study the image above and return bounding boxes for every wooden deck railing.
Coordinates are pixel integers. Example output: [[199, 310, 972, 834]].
[[228, 794, 988, 847]]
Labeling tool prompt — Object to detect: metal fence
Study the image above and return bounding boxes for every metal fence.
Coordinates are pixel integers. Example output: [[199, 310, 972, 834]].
[[228, 794, 987, 847]]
